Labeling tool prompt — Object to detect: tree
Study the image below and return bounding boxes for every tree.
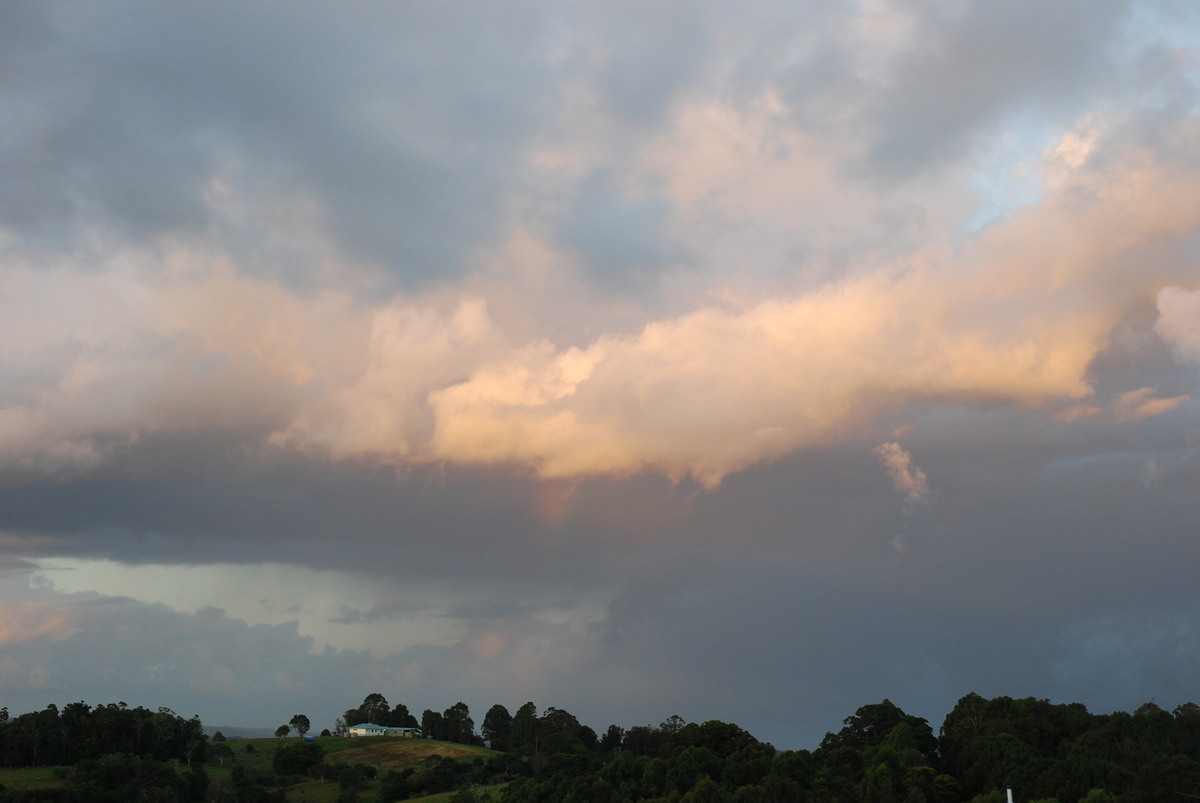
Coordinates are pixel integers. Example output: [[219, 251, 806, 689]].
[[360, 693, 390, 724], [273, 741, 325, 776], [539, 707, 589, 754], [387, 702, 420, 729], [275, 725, 290, 739], [422, 709, 445, 741], [182, 715, 208, 765], [482, 704, 513, 751], [210, 742, 236, 767], [661, 714, 687, 735], [625, 724, 666, 757], [289, 714, 311, 738], [380, 768, 415, 802], [443, 702, 475, 744], [820, 699, 937, 762], [510, 702, 538, 753], [600, 724, 625, 752]]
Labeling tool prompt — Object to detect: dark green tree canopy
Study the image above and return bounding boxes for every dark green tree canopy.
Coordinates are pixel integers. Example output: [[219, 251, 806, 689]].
[[7, 692, 1198, 802], [482, 703, 513, 751], [509, 701, 539, 753], [442, 701, 475, 744], [289, 713, 310, 738], [272, 741, 324, 776], [820, 698, 938, 764], [360, 692, 390, 724]]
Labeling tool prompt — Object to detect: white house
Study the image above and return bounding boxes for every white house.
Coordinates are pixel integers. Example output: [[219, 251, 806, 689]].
[[347, 723, 422, 738]]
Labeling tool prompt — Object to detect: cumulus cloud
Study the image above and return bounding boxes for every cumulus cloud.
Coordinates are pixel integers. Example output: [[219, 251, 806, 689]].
[[873, 442, 931, 503], [4, 108, 1200, 489], [425, 117, 1200, 485]]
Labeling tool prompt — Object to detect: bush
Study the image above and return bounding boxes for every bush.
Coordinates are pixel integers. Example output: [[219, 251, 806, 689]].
[[272, 742, 325, 776]]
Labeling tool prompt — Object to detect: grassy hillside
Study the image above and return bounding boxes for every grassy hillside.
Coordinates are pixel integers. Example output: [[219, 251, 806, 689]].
[[330, 736, 497, 768], [217, 735, 503, 801], [0, 736, 504, 801]]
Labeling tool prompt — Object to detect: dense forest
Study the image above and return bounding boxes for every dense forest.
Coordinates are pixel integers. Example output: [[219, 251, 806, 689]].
[[1, 693, 1198, 801]]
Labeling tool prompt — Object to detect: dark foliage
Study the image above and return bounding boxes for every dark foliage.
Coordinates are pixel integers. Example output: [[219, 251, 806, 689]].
[[271, 740, 324, 776], [494, 696, 1200, 803], [3, 693, 1199, 801], [0, 702, 206, 768]]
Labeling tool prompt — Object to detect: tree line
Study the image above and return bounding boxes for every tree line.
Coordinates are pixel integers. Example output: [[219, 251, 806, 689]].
[[324, 691, 1200, 801], [0, 702, 210, 801], [0, 702, 206, 770], [2, 693, 1199, 801], [504, 694, 1200, 803]]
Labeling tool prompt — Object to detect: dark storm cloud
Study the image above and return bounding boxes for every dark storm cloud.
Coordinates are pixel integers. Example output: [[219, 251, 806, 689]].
[[0, 1, 556, 284], [3, 422, 1200, 746]]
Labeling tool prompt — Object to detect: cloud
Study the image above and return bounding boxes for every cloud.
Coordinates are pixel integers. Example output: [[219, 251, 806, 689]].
[[4, 104, 1200, 490], [0, 600, 77, 645], [1157, 286, 1200, 364], [428, 115, 1200, 486], [2, 0, 1200, 752], [858, 1, 1126, 180], [0, 2, 560, 284], [873, 442, 931, 503], [1140, 458, 1166, 488], [1111, 387, 1190, 421]]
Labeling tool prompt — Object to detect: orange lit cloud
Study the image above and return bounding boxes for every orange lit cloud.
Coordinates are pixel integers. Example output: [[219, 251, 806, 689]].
[[421, 121, 1200, 486], [429, 264, 1108, 486], [1111, 388, 1189, 422], [2, 109, 1199, 490], [0, 601, 78, 645]]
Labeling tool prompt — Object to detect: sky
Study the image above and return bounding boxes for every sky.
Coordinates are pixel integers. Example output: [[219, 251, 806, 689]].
[[1, 0, 1200, 749]]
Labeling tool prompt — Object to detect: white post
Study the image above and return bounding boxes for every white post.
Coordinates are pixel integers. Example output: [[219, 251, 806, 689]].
[[1006, 788, 1014, 803]]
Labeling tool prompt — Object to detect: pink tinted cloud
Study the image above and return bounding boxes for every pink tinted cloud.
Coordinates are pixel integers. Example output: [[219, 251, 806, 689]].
[[0, 601, 78, 645], [3, 107, 1200, 490], [1111, 388, 1189, 422], [873, 442, 931, 503]]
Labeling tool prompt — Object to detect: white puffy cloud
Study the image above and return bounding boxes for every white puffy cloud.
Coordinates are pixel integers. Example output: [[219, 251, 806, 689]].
[[874, 442, 930, 503]]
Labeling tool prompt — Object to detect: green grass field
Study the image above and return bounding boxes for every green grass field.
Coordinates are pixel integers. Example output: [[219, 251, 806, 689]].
[[0, 736, 504, 802], [0, 764, 66, 790]]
